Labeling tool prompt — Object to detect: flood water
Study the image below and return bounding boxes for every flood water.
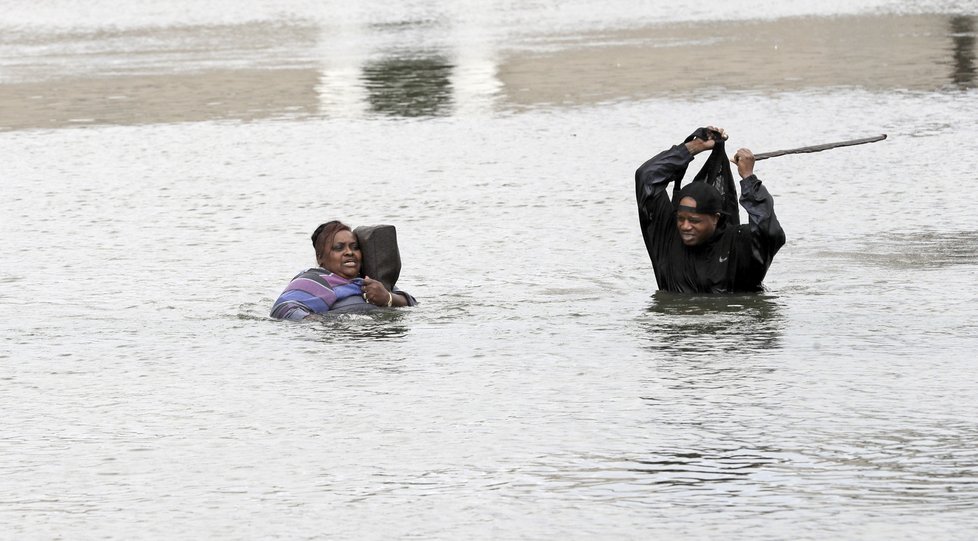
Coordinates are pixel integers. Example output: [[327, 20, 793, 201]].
[[3, 1, 978, 539]]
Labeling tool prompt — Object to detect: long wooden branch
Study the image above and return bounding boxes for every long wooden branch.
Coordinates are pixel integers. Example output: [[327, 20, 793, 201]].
[[753, 134, 887, 161]]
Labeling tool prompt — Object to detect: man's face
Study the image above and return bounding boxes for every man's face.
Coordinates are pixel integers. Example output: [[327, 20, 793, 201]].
[[676, 196, 719, 246]]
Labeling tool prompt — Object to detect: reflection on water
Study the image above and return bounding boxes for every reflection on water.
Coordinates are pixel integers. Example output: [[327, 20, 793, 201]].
[[950, 16, 977, 87], [2, 14, 978, 130], [638, 293, 783, 355], [497, 14, 974, 107], [818, 230, 978, 270], [236, 302, 412, 341], [309, 311, 412, 342], [618, 429, 978, 507], [361, 54, 454, 117], [629, 446, 779, 486]]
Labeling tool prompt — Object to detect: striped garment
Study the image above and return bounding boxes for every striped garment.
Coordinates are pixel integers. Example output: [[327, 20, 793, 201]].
[[270, 268, 364, 321]]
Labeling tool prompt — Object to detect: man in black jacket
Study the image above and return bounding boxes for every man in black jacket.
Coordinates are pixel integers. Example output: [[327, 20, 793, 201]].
[[635, 126, 786, 293]]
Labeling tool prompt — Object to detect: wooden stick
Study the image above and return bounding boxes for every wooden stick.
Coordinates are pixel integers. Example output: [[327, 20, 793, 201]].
[[753, 134, 887, 161]]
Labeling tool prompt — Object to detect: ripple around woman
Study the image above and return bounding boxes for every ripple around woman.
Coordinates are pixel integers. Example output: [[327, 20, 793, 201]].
[[270, 221, 417, 320]]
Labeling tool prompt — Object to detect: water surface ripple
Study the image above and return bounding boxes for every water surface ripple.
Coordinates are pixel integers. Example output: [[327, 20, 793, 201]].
[[2, 1, 978, 539]]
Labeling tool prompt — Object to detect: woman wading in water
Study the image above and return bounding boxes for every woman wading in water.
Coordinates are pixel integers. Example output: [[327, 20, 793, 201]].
[[270, 221, 416, 320]]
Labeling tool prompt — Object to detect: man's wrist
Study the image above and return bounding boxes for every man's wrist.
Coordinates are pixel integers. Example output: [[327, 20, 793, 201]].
[[685, 139, 709, 155]]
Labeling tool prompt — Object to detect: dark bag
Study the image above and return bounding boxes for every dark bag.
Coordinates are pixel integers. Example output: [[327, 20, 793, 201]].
[[676, 128, 740, 226], [354, 224, 401, 291]]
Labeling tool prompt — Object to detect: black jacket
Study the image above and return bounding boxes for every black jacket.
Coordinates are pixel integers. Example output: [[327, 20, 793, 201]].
[[635, 143, 786, 293]]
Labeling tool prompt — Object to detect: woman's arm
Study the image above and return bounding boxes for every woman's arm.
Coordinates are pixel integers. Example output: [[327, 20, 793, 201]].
[[269, 270, 340, 320], [362, 276, 416, 307], [270, 289, 319, 320]]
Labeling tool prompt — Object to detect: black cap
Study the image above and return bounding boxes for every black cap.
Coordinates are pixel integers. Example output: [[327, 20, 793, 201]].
[[676, 182, 723, 215]]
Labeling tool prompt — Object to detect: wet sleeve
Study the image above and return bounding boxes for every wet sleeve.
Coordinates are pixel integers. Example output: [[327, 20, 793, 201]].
[[392, 287, 418, 306], [270, 290, 316, 321], [739, 175, 786, 268], [269, 272, 338, 320], [635, 144, 692, 262]]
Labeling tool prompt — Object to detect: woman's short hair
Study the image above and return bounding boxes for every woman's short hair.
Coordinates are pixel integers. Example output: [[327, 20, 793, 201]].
[[311, 220, 351, 265]]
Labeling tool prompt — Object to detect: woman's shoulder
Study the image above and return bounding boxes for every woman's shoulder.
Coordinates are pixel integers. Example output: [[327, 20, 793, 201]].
[[292, 268, 363, 288], [289, 267, 328, 280], [288, 267, 351, 286]]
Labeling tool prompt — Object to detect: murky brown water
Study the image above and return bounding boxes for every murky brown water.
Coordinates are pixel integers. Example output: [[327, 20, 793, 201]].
[[3, 2, 978, 539], [498, 14, 977, 105], [2, 13, 975, 130]]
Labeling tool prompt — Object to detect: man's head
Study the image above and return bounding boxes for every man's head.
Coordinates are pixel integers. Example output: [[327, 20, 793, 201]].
[[675, 183, 723, 246]]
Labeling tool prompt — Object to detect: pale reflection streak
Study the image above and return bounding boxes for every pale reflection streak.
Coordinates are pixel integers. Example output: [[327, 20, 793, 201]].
[[316, 7, 500, 118], [1, 14, 975, 130], [316, 17, 369, 118]]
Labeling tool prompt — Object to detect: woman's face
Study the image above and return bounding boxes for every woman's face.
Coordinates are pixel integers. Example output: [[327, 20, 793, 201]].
[[322, 229, 361, 279]]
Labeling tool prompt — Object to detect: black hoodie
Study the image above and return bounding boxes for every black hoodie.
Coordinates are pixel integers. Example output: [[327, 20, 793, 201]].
[[635, 132, 786, 293]]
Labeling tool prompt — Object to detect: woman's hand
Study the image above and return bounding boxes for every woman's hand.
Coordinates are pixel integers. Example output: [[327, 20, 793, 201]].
[[362, 276, 390, 306], [362, 276, 410, 307]]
